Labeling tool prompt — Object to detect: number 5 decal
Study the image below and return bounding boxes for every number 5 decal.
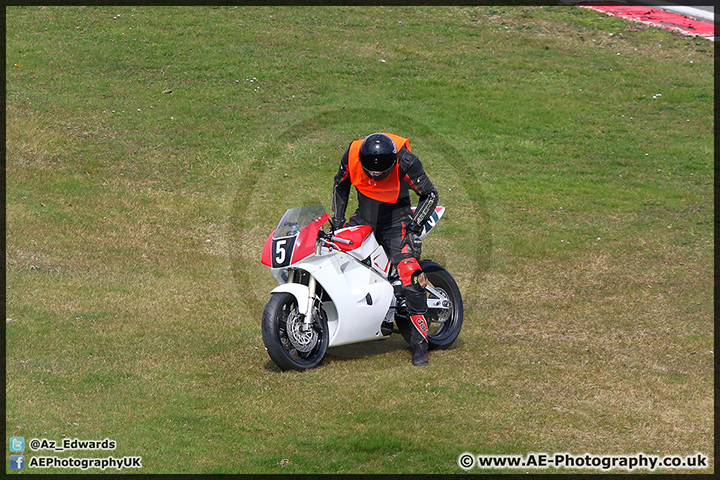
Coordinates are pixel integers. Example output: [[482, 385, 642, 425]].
[[272, 238, 293, 268], [275, 239, 287, 264]]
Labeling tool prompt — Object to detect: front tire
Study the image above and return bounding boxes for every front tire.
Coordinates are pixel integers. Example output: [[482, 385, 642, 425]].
[[262, 292, 328, 371], [420, 260, 464, 350]]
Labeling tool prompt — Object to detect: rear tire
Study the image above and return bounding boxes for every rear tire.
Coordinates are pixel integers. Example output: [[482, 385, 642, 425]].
[[262, 292, 328, 371], [420, 260, 463, 350]]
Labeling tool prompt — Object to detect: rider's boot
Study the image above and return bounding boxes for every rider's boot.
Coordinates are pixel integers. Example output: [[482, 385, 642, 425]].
[[410, 314, 429, 366], [411, 339, 428, 366]]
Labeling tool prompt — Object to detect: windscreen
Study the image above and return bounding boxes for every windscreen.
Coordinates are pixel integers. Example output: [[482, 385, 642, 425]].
[[273, 205, 327, 239]]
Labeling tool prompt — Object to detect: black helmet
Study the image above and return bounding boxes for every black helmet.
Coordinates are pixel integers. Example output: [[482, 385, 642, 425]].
[[359, 133, 397, 181]]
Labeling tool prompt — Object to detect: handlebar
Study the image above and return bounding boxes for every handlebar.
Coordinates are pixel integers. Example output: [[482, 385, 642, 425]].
[[318, 230, 353, 247], [331, 236, 353, 245]]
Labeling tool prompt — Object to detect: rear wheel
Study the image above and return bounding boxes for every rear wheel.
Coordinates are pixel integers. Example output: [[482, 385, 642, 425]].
[[420, 261, 463, 350], [262, 292, 328, 371]]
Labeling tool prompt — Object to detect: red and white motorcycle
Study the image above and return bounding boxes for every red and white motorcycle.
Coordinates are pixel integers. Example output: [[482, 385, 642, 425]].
[[261, 204, 463, 371]]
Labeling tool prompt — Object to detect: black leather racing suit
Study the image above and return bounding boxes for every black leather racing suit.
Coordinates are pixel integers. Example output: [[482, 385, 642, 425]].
[[331, 144, 439, 347]]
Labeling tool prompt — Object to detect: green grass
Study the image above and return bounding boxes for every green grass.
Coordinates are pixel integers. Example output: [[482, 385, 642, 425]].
[[5, 5, 713, 474]]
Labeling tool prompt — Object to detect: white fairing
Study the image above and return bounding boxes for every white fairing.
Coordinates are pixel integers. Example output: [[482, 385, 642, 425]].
[[316, 252, 394, 347], [271, 249, 394, 347]]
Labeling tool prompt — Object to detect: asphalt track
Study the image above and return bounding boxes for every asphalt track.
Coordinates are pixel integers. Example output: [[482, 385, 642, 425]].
[[573, 2, 715, 40]]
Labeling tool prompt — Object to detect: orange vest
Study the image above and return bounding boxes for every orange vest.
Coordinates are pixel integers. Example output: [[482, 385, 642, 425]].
[[348, 133, 411, 203]]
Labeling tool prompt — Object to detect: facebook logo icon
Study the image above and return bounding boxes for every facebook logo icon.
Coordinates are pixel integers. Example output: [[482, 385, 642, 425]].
[[10, 454, 25, 470]]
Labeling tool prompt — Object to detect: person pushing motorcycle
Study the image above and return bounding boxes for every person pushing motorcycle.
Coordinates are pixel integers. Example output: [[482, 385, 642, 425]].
[[331, 132, 439, 366]]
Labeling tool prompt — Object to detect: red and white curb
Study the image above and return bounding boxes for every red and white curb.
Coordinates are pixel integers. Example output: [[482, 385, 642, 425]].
[[577, 2, 715, 41]]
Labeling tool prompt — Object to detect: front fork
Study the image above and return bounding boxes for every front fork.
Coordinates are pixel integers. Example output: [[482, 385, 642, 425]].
[[301, 238, 324, 330], [304, 275, 318, 330]]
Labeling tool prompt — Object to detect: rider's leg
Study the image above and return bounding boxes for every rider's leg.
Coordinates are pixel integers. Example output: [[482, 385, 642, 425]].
[[376, 219, 430, 366], [396, 254, 429, 366]]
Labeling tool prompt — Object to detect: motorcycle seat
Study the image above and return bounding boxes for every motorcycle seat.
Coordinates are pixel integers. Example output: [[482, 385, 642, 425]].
[[334, 225, 373, 252]]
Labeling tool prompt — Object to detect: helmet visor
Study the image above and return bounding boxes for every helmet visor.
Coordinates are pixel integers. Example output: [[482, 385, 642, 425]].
[[363, 163, 395, 181]]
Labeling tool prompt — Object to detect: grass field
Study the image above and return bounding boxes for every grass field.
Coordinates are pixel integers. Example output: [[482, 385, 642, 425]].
[[5, 5, 714, 474]]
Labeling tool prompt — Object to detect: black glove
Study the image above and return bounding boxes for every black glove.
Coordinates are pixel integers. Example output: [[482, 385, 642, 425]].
[[403, 223, 423, 259]]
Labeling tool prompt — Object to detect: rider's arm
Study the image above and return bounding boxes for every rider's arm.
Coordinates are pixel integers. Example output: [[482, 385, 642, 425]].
[[331, 147, 352, 229], [413, 188, 439, 232], [400, 148, 439, 232]]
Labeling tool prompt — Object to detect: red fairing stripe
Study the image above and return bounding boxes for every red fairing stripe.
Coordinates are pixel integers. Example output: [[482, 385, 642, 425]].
[[333, 225, 372, 252], [373, 253, 391, 273], [290, 213, 330, 264], [261, 230, 276, 266], [411, 315, 428, 338]]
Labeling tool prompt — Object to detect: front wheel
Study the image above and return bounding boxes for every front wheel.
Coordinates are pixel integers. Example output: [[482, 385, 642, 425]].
[[421, 260, 464, 350], [262, 292, 328, 371]]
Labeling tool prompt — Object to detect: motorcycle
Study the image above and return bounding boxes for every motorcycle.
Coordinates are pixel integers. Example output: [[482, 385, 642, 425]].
[[260, 204, 463, 371]]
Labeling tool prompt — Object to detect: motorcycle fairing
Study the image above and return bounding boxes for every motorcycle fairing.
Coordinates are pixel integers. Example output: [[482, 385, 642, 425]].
[[318, 253, 394, 347], [260, 230, 276, 267], [261, 209, 330, 268], [270, 252, 394, 347], [333, 225, 373, 253], [333, 226, 389, 277], [290, 213, 330, 265]]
